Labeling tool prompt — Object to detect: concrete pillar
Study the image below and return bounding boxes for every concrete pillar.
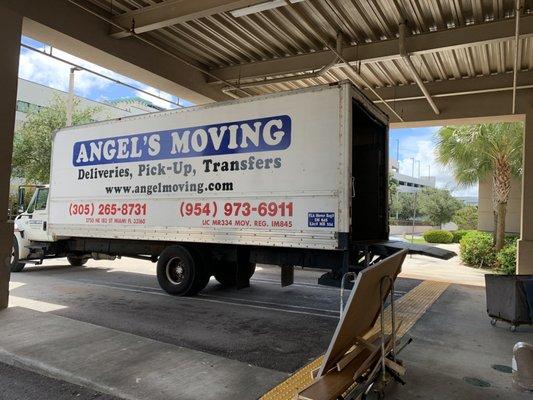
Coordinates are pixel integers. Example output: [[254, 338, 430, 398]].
[[0, 5, 21, 309], [518, 111, 533, 274]]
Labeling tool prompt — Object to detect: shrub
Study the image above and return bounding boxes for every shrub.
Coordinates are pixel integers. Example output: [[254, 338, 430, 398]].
[[423, 230, 454, 244], [451, 230, 474, 243], [460, 231, 496, 268], [496, 243, 517, 275], [505, 234, 519, 246], [452, 206, 478, 230]]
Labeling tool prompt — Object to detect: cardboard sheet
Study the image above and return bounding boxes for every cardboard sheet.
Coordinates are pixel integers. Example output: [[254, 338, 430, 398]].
[[317, 250, 407, 376]]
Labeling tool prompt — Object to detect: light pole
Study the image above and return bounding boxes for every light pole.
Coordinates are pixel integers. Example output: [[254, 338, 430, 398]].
[[395, 139, 400, 221], [411, 158, 418, 244], [66, 66, 81, 127]]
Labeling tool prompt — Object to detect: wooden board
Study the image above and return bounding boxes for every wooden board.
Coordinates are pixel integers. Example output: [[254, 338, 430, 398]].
[[298, 346, 373, 400], [317, 250, 407, 376], [298, 335, 391, 400]]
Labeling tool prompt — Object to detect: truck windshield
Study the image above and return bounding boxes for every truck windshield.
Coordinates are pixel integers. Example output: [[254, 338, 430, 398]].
[[26, 188, 48, 213]]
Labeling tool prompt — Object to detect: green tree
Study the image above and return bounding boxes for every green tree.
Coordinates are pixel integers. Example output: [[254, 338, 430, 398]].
[[453, 205, 478, 230], [418, 187, 462, 227], [389, 173, 399, 222], [436, 123, 523, 250], [12, 97, 99, 183], [392, 192, 420, 221]]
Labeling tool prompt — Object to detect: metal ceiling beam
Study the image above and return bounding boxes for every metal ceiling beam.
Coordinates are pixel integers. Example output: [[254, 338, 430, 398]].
[[512, 0, 523, 114], [223, 33, 340, 90], [281, 3, 404, 122], [384, 87, 533, 126], [398, 23, 440, 115], [209, 15, 533, 83], [4, 0, 232, 103], [110, 0, 270, 38], [368, 70, 533, 104]]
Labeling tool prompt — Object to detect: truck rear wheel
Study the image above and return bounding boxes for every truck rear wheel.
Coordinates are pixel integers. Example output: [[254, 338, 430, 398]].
[[67, 255, 87, 267], [214, 261, 256, 287], [10, 236, 25, 273], [157, 245, 210, 296]]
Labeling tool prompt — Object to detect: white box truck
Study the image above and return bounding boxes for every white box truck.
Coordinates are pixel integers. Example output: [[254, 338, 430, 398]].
[[11, 82, 452, 295]]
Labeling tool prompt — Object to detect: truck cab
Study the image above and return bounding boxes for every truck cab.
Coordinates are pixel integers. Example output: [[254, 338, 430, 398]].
[[15, 185, 52, 241], [12, 185, 79, 272]]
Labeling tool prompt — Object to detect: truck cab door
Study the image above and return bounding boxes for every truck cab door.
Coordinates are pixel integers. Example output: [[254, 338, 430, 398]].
[[19, 187, 52, 242]]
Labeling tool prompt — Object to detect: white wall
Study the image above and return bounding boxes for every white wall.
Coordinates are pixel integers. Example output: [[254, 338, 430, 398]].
[[478, 177, 521, 234]]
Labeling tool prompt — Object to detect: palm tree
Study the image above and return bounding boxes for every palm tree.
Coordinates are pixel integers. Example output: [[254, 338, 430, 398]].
[[436, 123, 523, 251]]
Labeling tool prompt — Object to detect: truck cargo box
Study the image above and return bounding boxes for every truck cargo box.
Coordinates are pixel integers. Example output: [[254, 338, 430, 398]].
[[48, 82, 389, 251]]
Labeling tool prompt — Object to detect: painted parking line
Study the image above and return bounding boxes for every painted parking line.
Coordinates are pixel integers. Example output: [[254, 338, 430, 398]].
[[60, 280, 341, 319], [251, 277, 408, 295]]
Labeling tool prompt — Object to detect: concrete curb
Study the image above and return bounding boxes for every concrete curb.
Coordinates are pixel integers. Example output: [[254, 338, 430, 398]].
[[0, 307, 287, 400], [0, 347, 134, 400]]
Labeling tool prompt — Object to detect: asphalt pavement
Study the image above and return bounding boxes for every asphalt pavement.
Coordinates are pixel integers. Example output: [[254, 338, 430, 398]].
[[8, 259, 420, 373], [4, 257, 527, 400]]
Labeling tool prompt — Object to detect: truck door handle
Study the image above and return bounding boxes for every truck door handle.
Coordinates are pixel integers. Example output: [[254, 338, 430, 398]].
[[352, 177, 356, 197]]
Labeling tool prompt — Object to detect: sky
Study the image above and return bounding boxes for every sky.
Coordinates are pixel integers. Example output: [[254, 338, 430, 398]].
[[19, 36, 190, 109], [18, 35, 477, 198], [389, 127, 478, 197]]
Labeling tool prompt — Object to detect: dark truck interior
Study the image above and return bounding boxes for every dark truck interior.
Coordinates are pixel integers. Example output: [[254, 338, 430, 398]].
[[351, 99, 388, 242]]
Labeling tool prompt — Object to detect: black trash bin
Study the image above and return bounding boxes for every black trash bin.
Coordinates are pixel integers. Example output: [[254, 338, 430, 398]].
[[485, 274, 533, 331]]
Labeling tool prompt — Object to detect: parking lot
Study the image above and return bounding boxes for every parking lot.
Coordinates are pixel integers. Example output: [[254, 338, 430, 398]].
[[2, 257, 531, 399], [8, 258, 420, 373]]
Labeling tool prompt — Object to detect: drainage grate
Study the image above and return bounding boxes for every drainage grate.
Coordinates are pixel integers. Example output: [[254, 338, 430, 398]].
[[492, 364, 513, 374], [463, 377, 491, 387]]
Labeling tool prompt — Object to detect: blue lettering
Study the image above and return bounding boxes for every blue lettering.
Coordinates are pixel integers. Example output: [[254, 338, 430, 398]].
[[72, 115, 291, 166]]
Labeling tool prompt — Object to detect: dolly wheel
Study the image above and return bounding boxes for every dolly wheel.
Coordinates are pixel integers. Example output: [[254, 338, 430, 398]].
[[510, 325, 517, 332], [490, 318, 497, 326]]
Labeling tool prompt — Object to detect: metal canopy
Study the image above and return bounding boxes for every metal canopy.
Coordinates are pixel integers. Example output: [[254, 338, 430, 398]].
[[83, 0, 531, 112]]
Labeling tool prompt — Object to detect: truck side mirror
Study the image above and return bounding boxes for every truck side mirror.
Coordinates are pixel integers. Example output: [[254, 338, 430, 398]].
[[17, 187, 25, 213]]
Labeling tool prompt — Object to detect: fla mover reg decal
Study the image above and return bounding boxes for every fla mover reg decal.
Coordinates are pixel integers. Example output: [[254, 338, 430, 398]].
[[73, 115, 291, 166], [308, 212, 335, 228]]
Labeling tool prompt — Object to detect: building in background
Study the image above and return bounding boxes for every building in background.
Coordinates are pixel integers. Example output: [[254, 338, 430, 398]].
[[15, 78, 163, 130], [106, 97, 164, 115], [478, 177, 521, 234], [455, 196, 478, 206], [389, 158, 436, 193]]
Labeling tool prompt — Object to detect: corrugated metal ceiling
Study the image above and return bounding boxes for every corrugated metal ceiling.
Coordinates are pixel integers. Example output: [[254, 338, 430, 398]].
[[86, 0, 532, 98]]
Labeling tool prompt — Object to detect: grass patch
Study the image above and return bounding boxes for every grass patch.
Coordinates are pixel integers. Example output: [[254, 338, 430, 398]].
[[403, 235, 427, 244]]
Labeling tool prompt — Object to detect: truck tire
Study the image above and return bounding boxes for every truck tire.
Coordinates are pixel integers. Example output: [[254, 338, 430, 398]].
[[10, 236, 25, 273], [67, 255, 87, 267], [157, 245, 210, 296], [214, 261, 256, 287]]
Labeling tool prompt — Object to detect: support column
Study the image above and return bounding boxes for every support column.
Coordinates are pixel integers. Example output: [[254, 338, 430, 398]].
[[518, 111, 533, 274], [0, 5, 22, 309]]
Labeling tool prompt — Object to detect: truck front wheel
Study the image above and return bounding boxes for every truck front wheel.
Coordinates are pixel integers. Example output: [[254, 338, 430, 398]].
[[157, 245, 209, 296], [10, 236, 25, 273], [67, 255, 87, 267]]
